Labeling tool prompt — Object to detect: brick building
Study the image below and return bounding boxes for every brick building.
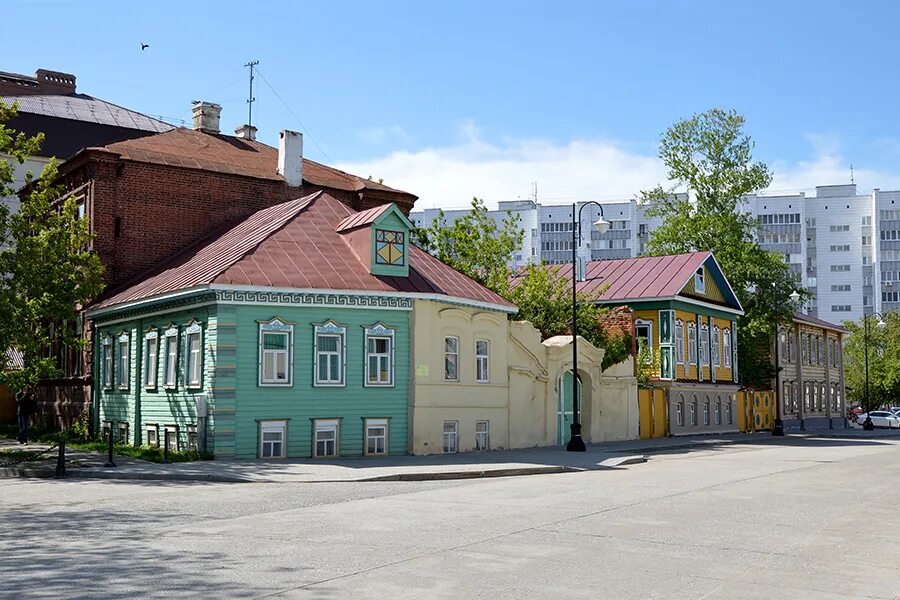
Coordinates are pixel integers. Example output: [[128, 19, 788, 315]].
[[24, 101, 417, 429]]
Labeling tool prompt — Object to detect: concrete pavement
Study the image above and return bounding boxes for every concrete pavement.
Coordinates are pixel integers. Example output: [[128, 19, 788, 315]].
[[2, 434, 898, 599], [3, 426, 899, 483]]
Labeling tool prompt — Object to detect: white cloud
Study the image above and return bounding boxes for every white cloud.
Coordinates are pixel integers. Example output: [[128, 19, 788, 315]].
[[340, 125, 669, 210], [356, 125, 411, 145], [339, 125, 900, 210]]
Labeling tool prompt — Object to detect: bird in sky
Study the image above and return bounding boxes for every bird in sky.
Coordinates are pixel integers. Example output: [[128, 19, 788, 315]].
[[141, 43, 149, 50]]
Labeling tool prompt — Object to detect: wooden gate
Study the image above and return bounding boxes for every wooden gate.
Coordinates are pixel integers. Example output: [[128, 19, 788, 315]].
[[638, 387, 668, 439], [738, 390, 775, 433]]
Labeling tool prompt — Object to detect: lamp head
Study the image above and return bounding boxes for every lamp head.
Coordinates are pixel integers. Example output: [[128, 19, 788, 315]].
[[877, 317, 886, 329], [593, 217, 610, 234], [789, 291, 801, 304]]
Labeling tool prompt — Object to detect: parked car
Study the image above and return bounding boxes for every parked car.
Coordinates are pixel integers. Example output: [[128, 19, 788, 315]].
[[890, 407, 900, 417], [857, 411, 900, 428]]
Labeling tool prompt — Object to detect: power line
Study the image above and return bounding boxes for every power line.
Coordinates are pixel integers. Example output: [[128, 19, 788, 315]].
[[254, 67, 343, 171]]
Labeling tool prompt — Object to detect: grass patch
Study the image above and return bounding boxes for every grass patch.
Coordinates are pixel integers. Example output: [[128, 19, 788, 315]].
[[60, 440, 214, 463], [0, 447, 56, 466]]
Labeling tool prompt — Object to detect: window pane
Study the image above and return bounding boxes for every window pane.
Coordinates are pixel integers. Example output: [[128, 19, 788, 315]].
[[276, 352, 287, 380], [445, 337, 458, 353], [263, 332, 287, 350], [476, 340, 488, 356], [263, 432, 281, 442], [375, 338, 389, 354], [329, 357, 339, 381], [263, 353, 275, 380], [318, 335, 338, 353]]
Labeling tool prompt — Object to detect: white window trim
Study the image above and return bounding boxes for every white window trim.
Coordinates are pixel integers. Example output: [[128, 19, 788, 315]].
[[443, 420, 459, 453], [444, 335, 460, 382], [475, 339, 490, 384], [635, 319, 653, 364], [712, 325, 721, 368], [116, 332, 130, 390], [260, 419, 287, 459], [314, 322, 347, 387], [145, 423, 159, 447], [259, 318, 294, 386], [687, 323, 697, 366], [364, 418, 389, 456], [364, 323, 395, 387], [674, 319, 685, 365], [163, 325, 179, 389], [184, 321, 203, 390], [723, 329, 732, 368], [143, 329, 158, 389], [164, 424, 179, 452], [700, 324, 710, 367], [475, 419, 490, 451], [313, 418, 340, 457], [101, 334, 114, 389]]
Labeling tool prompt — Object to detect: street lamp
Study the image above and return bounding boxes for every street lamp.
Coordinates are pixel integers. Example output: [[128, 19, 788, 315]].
[[773, 290, 802, 437], [862, 312, 887, 431], [567, 201, 610, 452]]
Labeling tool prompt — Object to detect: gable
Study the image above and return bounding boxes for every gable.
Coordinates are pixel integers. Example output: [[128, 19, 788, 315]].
[[676, 256, 741, 311]]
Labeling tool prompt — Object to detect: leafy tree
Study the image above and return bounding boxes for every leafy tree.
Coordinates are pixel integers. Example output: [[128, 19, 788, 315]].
[[843, 313, 900, 410], [414, 201, 632, 368], [0, 101, 105, 391], [641, 108, 807, 387], [413, 197, 523, 295]]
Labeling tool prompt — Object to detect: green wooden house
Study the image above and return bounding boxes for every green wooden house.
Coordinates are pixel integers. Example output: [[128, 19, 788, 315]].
[[86, 192, 514, 459]]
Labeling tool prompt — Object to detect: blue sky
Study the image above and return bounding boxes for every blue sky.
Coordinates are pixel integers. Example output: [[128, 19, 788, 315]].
[[5, 0, 900, 207]]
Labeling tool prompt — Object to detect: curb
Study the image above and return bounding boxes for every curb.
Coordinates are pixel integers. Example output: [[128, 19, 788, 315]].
[[0, 454, 649, 484], [357, 465, 580, 482]]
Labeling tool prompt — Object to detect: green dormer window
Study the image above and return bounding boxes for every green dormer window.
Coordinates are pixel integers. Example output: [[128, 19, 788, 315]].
[[375, 229, 406, 266]]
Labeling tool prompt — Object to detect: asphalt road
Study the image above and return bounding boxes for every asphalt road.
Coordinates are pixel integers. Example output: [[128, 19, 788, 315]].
[[2, 435, 898, 599]]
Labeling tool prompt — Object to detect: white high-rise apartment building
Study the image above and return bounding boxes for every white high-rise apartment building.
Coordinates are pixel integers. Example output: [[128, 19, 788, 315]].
[[410, 184, 900, 323]]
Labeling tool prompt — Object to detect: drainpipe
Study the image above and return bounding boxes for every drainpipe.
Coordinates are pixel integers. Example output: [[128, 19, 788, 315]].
[[92, 327, 101, 435], [134, 319, 143, 446]]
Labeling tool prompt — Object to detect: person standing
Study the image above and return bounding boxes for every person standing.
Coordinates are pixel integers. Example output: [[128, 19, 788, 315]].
[[15, 386, 36, 444]]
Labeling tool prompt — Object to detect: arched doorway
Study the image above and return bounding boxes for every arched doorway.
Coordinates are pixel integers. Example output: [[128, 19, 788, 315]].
[[557, 371, 582, 446]]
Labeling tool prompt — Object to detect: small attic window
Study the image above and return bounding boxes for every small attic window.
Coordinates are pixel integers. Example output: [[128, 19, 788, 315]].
[[695, 267, 705, 293], [375, 229, 406, 266]]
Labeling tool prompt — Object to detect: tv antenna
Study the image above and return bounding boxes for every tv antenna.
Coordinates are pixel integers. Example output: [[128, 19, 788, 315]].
[[850, 163, 855, 185], [244, 60, 259, 127]]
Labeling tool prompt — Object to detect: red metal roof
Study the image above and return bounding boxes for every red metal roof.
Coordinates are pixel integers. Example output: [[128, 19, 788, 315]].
[[92, 192, 514, 312], [335, 204, 392, 232], [101, 127, 415, 198], [512, 252, 712, 302]]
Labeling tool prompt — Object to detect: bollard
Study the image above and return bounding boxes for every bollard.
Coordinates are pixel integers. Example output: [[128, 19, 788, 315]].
[[163, 429, 170, 464], [55, 438, 66, 478], [104, 428, 116, 468]]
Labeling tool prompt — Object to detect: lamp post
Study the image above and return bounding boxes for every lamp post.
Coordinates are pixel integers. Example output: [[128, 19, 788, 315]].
[[567, 201, 610, 452], [862, 312, 886, 431], [773, 290, 802, 437]]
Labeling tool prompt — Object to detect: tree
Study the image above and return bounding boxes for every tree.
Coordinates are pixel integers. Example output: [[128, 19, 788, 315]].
[[413, 197, 523, 295], [0, 101, 105, 391], [415, 204, 632, 369], [843, 313, 900, 410], [641, 108, 807, 387]]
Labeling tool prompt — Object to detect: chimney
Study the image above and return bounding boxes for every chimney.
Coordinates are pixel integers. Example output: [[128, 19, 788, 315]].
[[191, 101, 221, 134], [277, 130, 303, 187], [234, 124, 257, 141]]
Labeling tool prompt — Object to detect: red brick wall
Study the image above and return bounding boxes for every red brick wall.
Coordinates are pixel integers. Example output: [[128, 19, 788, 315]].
[[597, 306, 636, 355], [82, 161, 415, 289]]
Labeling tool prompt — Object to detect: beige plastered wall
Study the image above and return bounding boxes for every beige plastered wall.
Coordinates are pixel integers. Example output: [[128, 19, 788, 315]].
[[409, 300, 639, 455]]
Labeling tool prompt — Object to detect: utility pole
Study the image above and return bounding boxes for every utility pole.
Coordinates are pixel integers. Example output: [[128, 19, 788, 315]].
[[244, 60, 259, 127]]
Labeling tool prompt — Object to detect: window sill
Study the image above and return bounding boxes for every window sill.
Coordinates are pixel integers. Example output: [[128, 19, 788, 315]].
[[314, 382, 346, 388], [364, 382, 395, 388], [259, 381, 293, 387]]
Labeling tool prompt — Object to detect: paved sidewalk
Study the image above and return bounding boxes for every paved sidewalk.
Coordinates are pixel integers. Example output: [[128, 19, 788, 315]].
[[2, 426, 897, 483]]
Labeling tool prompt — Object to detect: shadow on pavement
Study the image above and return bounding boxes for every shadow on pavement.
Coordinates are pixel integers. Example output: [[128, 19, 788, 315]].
[[0, 505, 257, 599]]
